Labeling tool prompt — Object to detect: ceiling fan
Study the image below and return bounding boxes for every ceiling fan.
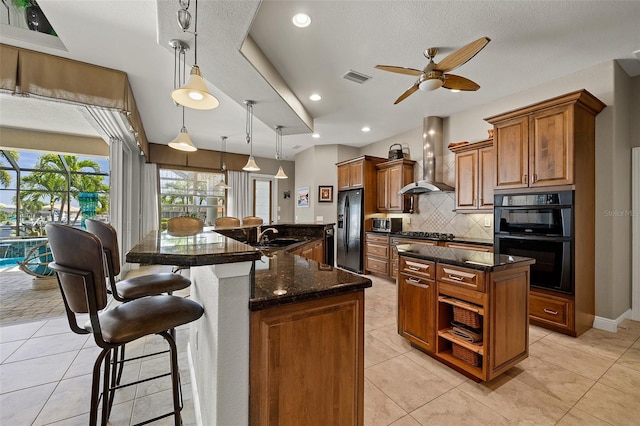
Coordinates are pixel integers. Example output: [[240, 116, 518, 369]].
[[375, 36, 491, 104]]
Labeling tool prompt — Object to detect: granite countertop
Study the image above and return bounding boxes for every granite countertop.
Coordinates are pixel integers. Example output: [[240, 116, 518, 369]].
[[396, 243, 534, 272], [251, 250, 371, 311], [125, 230, 261, 267]]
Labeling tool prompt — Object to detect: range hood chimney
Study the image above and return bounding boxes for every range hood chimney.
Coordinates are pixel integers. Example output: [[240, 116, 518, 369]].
[[398, 116, 454, 194]]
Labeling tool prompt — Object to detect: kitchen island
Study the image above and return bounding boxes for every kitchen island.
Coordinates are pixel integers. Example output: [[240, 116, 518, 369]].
[[396, 244, 535, 381], [126, 225, 371, 425]]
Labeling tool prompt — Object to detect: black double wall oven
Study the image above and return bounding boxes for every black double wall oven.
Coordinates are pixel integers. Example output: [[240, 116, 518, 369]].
[[494, 191, 574, 294]]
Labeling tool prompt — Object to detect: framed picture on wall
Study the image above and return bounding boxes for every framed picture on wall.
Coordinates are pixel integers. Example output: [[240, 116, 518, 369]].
[[318, 185, 333, 203], [297, 187, 309, 208]]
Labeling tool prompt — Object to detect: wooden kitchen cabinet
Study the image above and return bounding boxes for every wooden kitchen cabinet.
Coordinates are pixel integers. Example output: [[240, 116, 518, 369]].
[[397, 253, 532, 381], [397, 257, 436, 352], [451, 140, 494, 211], [290, 239, 325, 264], [337, 160, 364, 190], [443, 241, 493, 253], [365, 232, 390, 277], [250, 291, 364, 425], [375, 159, 415, 213], [486, 90, 605, 190]]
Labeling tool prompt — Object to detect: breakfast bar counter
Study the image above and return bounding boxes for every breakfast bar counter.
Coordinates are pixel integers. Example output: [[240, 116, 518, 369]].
[[126, 227, 370, 425]]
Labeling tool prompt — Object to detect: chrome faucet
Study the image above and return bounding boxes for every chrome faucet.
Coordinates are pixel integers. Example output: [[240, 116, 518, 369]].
[[257, 226, 278, 244]]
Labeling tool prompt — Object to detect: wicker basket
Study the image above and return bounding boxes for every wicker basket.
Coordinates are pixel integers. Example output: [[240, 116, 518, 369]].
[[452, 305, 481, 329], [452, 342, 481, 367]]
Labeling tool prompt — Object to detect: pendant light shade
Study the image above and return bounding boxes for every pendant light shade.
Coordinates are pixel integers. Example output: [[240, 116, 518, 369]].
[[242, 156, 260, 172], [168, 126, 197, 152], [275, 166, 288, 179], [242, 100, 260, 172], [171, 65, 219, 110], [169, 106, 197, 152], [273, 125, 288, 179]]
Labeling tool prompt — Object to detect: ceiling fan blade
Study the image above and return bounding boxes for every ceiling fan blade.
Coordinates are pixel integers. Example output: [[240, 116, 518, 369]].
[[375, 65, 422, 76], [394, 84, 419, 104], [442, 74, 480, 91], [434, 37, 490, 73]]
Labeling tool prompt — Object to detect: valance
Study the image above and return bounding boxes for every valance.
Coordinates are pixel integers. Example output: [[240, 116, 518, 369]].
[[0, 43, 148, 157]]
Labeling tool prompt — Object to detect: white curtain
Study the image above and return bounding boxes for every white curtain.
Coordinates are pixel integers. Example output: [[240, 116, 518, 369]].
[[228, 171, 250, 219], [141, 161, 159, 234]]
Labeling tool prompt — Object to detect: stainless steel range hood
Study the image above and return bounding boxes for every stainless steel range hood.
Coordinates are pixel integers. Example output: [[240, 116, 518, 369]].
[[398, 116, 454, 194]]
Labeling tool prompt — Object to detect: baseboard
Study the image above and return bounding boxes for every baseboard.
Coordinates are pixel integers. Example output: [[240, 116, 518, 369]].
[[593, 309, 632, 333], [187, 344, 203, 426]]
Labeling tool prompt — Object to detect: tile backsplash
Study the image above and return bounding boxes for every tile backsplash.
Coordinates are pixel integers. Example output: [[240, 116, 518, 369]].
[[402, 193, 494, 241]]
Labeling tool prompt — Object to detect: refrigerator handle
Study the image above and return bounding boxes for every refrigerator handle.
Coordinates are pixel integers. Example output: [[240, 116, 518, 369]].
[[345, 196, 350, 252]]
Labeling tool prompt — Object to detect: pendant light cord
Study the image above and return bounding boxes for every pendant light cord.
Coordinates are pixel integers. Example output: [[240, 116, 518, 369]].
[[246, 101, 254, 155], [193, 0, 198, 65]]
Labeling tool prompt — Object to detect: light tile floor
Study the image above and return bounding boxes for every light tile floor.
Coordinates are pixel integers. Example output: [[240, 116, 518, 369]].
[[1, 268, 640, 425]]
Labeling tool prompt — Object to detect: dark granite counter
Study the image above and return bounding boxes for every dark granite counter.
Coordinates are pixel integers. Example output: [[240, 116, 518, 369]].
[[126, 226, 370, 311], [125, 230, 261, 267], [396, 243, 533, 272], [251, 251, 371, 310]]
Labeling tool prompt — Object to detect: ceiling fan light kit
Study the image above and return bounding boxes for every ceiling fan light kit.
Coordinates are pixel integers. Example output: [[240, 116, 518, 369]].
[[375, 36, 490, 103]]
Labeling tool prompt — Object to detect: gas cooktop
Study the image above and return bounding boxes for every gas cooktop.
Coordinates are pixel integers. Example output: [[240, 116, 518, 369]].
[[395, 231, 455, 241]]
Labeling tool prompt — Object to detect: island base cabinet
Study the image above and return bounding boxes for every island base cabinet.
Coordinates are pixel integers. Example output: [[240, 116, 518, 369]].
[[250, 291, 364, 425]]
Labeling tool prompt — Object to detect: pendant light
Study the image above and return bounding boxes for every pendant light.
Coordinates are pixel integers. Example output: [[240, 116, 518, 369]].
[[168, 106, 197, 152], [171, 0, 220, 110], [274, 126, 288, 179], [242, 100, 260, 172], [214, 136, 230, 190]]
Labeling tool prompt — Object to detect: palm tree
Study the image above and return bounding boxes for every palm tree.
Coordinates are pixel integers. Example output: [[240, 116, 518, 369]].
[[21, 154, 109, 222], [0, 150, 19, 188]]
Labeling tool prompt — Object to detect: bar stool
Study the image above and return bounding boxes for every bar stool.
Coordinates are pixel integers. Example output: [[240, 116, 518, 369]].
[[46, 223, 204, 426], [85, 219, 192, 385], [85, 219, 191, 302], [242, 216, 264, 226], [167, 216, 204, 235], [215, 216, 241, 228]]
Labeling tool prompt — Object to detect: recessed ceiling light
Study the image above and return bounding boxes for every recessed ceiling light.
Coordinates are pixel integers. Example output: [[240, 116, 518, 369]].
[[309, 93, 321, 101], [361, 126, 371, 132], [292, 13, 311, 28], [312, 133, 320, 138]]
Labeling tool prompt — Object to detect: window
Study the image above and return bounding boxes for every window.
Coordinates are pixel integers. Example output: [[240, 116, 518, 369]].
[[159, 168, 227, 228], [0, 149, 109, 236], [253, 178, 273, 224]]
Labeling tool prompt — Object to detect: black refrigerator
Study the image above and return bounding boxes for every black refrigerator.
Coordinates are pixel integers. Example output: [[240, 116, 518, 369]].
[[337, 189, 364, 273]]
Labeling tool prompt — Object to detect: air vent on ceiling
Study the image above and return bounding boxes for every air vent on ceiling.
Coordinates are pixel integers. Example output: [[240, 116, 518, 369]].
[[342, 70, 372, 84], [291, 145, 302, 150]]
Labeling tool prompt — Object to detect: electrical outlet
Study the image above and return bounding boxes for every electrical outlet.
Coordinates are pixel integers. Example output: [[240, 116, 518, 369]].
[[484, 217, 492, 227], [406, 217, 411, 224], [316, 216, 323, 222]]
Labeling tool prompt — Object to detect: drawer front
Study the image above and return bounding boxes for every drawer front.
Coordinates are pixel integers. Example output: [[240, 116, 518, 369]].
[[400, 257, 435, 279], [366, 233, 389, 244], [530, 293, 570, 327], [444, 242, 493, 253], [367, 243, 389, 258], [436, 264, 485, 292], [366, 256, 389, 275]]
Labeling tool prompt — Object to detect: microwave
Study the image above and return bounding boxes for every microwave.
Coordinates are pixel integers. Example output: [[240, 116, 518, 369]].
[[372, 217, 403, 233]]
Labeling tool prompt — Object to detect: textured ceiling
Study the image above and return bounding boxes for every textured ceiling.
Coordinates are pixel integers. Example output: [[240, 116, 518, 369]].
[[1, 0, 639, 161]]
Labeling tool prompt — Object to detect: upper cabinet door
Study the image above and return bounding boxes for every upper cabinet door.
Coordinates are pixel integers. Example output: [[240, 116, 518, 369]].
[[494, 117, 529, 189], [349, 161, 364, 188], [387, 165, 405, 211], [529, 105, 573, 187], [455, 150, 477, 209], [478, 145, 494, 209], [337, 164, 351, 190]]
